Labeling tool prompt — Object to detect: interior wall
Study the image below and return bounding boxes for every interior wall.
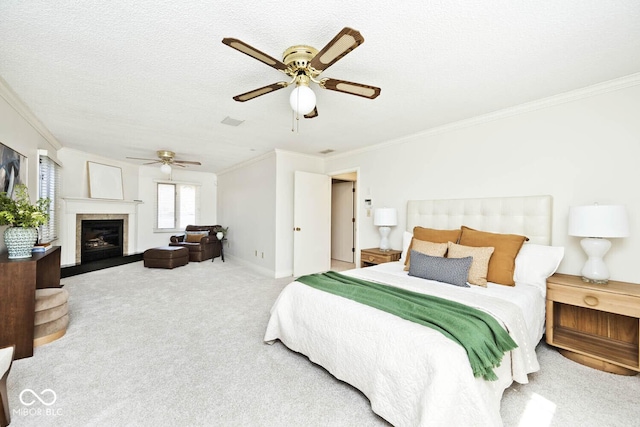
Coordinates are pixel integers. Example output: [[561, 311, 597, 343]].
[[274, 150, 324, 278], [217, 152, 277, 275], [324, 84, 640, 283], [57, 147, 139, 201], [0, 86, 61, 253]]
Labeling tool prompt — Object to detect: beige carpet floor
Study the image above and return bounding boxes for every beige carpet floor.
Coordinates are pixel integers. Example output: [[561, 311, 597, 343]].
[[6, 258, 640, 426]]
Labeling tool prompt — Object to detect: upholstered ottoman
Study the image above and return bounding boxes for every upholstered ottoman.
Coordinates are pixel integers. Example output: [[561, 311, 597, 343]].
[[34, 288, 70, 347], [143, 246, 189, 269]]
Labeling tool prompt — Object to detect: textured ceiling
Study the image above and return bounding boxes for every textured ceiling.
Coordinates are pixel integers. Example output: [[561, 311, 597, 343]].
[[1, 1, 639, 173]]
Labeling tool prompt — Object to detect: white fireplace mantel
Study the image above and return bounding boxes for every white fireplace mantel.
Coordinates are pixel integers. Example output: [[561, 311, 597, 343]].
[[63, 197, 142, 210], [61, 197, 143, 266]]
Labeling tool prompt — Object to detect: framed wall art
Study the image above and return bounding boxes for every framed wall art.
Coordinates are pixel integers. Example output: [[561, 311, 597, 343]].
[[87, 161, 124, 200], [0, 141, 27, 198]]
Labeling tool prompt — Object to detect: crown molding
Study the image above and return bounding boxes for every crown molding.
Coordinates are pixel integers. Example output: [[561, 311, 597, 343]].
[[328, 72, 640, 160], [274, 148, 323, 161], [0, 75, 63, 150], [216, 150, 276, 176]]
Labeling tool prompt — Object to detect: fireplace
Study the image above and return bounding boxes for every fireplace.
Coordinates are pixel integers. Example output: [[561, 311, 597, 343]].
[[81, 219, 124, 263]]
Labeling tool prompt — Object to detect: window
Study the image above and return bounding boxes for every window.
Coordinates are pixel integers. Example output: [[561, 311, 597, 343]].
[[38, 154, 60, 243], [156, 181, 200, 230]]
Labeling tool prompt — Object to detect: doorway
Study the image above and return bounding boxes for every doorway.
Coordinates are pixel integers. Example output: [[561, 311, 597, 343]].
[[330, 171, 357, 271]]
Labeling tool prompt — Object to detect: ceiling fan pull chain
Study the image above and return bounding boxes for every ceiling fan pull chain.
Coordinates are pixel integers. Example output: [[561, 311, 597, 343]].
[[291, 107, 301, 133]]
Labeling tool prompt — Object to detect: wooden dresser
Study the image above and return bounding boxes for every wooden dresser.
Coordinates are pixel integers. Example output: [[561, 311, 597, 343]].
[[546, 273, 640, 375], [0, 247, 61, 359]]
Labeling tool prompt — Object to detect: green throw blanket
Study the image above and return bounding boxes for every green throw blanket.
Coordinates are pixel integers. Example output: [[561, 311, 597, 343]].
[[296, 271, 517, 381]]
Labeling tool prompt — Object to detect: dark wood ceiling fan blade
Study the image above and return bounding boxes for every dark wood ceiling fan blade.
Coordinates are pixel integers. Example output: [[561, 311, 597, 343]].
[[222, 38, 289, 72], [304, 107, 318, 119], [320, 78, 381, 99], [142, 161, 161, 165], [173, 160, 202, 165], [233, 82, 288, 102], [126, 156, 158, 161], [308, 27, 364, 73]]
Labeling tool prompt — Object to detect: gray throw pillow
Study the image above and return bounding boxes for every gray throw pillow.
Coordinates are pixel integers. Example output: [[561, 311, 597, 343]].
[[408, 250, 472, 288]]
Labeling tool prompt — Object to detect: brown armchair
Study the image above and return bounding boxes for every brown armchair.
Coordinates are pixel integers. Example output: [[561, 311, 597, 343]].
[[169, 225, 223, 262]]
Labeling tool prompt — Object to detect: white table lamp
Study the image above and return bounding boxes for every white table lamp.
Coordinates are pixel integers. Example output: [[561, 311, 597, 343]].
[[568, 204, 629, 283], [373, 208, 397, 251]]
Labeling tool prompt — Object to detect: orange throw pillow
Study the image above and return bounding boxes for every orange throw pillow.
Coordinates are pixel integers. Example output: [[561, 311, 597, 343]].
[[185, 233, 207, 243], [458, 226, 527, 286], [413, 226, 462, 244]]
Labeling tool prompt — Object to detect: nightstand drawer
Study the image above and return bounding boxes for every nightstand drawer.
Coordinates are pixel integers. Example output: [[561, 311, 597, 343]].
[[547, 282, 640, 317], [360, 248, 401, 268], [362, 253, 390, 265]]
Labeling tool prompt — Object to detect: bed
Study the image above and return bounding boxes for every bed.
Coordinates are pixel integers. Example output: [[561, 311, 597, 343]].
[[264, 195, 564, 426]]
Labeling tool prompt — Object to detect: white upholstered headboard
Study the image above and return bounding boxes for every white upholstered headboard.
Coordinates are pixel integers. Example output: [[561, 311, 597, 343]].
[[406, 195, 552, 245]]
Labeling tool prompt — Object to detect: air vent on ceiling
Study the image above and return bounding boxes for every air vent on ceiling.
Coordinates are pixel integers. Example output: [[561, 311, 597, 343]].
[[221, 116, 244, 127], [319, 149, 335, 154]]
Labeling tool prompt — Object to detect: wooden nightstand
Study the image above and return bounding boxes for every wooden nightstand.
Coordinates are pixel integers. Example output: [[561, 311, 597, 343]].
[[360, 248, 401, 268], [546, 273, 640, 375]]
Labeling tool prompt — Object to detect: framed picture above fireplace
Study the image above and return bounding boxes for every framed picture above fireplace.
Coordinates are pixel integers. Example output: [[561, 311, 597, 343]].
[[88, 161, 124, 200]]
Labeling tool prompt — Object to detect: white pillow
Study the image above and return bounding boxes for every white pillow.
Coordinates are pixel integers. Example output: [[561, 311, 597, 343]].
[[513, 243, 564, 296], [400, 231, 413, 262]]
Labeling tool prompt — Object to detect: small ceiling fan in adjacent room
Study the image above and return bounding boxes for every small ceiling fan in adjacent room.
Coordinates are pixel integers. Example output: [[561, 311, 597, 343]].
[[126, 150, 201, 174], [222, 27, 381, 120]]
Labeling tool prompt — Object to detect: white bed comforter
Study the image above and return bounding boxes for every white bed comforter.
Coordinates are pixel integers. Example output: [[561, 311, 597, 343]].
[[264, 262, 542, 427]]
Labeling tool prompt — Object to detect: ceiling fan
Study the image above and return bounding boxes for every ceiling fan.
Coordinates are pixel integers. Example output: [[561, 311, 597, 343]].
[[126, 150, 201, 174], [222, 27, 381, 119]]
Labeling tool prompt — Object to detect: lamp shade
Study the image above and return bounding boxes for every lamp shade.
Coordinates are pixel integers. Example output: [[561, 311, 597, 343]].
[[289, 85, 316, 115], [374, 208, 398, 227], [568, 204, 629, 238], [160, 163, 172, 174]]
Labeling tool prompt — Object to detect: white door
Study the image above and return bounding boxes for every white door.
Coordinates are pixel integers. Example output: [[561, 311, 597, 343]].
[[331, 181, 354, 262], [293, 171, 331, 276]]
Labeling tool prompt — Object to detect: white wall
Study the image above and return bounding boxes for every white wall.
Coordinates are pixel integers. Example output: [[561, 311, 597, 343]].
[[324, 84, 640, 283], [0, 81, 61, 253], [216, 150, 325, 277], [274, 150, 324, 277], [217, 153, 277, 275], [57, 147, 139, 200]]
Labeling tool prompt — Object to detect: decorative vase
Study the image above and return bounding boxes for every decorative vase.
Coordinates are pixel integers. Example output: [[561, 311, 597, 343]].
[[216, 231, 224, 241], [3, 227, 38, 259]]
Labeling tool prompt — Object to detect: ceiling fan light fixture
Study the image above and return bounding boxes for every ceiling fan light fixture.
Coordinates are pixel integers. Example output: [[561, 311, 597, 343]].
[[160, 163, 172, 174], [289, 84, 316, 115]]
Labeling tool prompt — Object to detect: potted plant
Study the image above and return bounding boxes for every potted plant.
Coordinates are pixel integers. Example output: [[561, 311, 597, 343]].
[[0, 184, 50, 258]]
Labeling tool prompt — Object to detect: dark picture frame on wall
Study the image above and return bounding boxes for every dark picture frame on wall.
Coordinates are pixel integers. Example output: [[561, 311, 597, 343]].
[[0, 141, 27, 198]]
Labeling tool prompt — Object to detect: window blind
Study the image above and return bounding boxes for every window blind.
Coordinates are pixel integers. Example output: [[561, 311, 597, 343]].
[[38, 155, 60, 243]]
